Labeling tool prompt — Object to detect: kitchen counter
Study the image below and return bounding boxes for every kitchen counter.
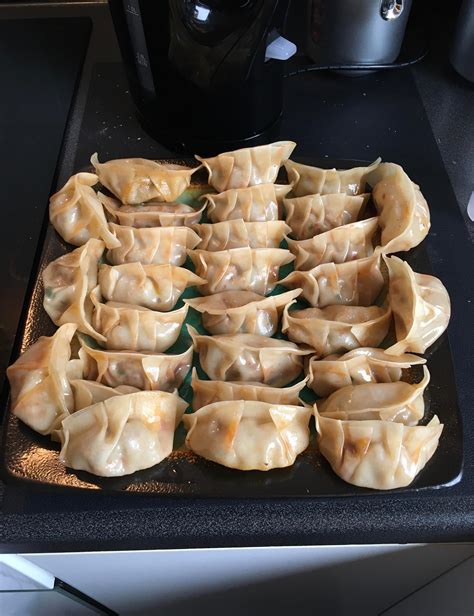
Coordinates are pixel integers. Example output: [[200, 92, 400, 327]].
[[0, 2, 473, 552]]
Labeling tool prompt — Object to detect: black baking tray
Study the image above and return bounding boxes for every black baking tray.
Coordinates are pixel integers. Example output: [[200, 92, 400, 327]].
[[0, 158, 463, 497]]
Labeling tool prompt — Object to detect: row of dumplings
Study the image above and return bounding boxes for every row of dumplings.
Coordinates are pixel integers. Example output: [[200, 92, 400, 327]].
[[7, 141, 451, 490]]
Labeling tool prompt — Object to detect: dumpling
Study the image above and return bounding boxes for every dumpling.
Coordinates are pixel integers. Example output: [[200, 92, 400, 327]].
[[59, 390, 187, 477], [188, 325, 311, 386], [71, 379, 139, 411], [284, 193, 369, 240], [196, 141, 296, 191], [42, 239, 106, 341], [183, 400, 311, 471], [287, 217, 378, 270], [99, 192, 205, 227], [188, 247, 294, 295], [280, 252, 384, 307], [98, 262, 205, 311], [366, 163, 430, 253], [185, 289, 301, 336], [49, 173, 120, 248], [282, 302, 391, 358], [284, 158, 380, 197], [90, 287, 187, 352], [193, 219, 291, 250], [315, 410, 443, 490], [6, 323, 77, 435], [91, 153, 198, 204], [79, 342, 193, 392], [307, 348, 426, 397], [319, 366, 430, 425], [190, 368, 308, 411], [203, 184, 292, 222], [107, 223, 200, 266], [384, 255, 451, 354]]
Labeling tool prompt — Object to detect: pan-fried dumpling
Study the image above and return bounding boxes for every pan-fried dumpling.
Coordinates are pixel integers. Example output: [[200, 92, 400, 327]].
[[188, 325, 310, 386], [287, 217, 378, 270], [90, 287, 187, 352], [79, 342, 193, 392], [315, 409, 443, 490], [282, 302, 391, 358], [384, 256, 451, 355], [203, 184, 292, 222], [183, 400, 311, 471], [196, 141, 296, 191], [284, 158, 380, 197], [99, 192, 205, 227], [319, 366, 430, 425], [107, 223, 200, 266], [188, 247, 294, 296], [43, 239, 106, 341], [185, 289, 300, 336], [284, 193, 369, 240], [98, 263, 205, 311], [366, 163, 430, 253], [91, 153, 198, 204], [71, 379, 139, 411], [281, 252, 384, 307], [307, 348, 426, 397], [49, 173, 120, 248], [6, 324, 77, 435], [59, 390, 187, 477], [190, 368, 308, 411], [193, 219, 291, 250]]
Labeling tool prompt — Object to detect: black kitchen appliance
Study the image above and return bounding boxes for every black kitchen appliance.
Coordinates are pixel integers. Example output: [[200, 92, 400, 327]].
[[108, 0, 296, 154]]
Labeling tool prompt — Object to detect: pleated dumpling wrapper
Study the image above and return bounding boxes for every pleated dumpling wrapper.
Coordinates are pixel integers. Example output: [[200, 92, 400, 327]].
[[287, 217, 378, 270], [193, 219, 291, 250], [284, 158, 380, 197], [384, 255, 451, 355], [202, 184, 292, 223], [366, 162, 430, 254], [190, 368, 308, 411], [282, 302, 392, 358], [188, 325, 311, 386], [318, 366, 430, 426], [307, 348, 426, 397], [91, 153, 198, 204], [281, 251, 384, 308], [196, 141, 296, 192], [107, 223, 200, 266], [185, 289, 301, 336], [98, 262, 205, 311], [71, 379, 139, 411], [79, 341, 193, 392], [283, 193, 369, 240], [188, 247, 294, 296], [90, 287, 187, 353], [99, 192, 205, 229], [49, 172, 120, 248], [59, 390, 187, 477], [184, 400, 312, 471], [7, 323, 77, 435], [315, 409, 443, 490]]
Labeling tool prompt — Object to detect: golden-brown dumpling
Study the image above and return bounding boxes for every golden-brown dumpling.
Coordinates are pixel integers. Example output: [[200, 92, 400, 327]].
[[315, 409, 443, 490], [49, 173, 120, 248], [203, 184, 292, 222], [185, 289, 300, 336], [98, 262, 205, 311], [6, 324, 77, 435], [384, 256, 451, 354], [71, 379, 139, 411], [307, 348, 426, 397], [91, 153, 198, 204], [193, 219, 290, 250], [196, 141, 296, 191], [184, 400, 311, 471], [282, 302, 391, 358]]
